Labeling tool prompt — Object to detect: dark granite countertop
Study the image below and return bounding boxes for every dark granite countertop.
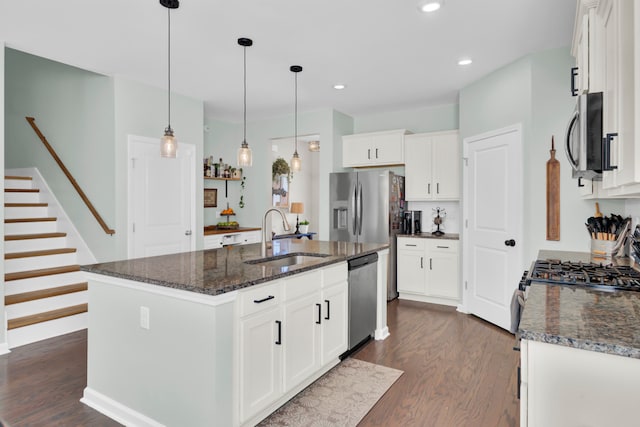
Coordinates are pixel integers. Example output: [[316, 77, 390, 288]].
[[397, 233, 459, 240], [519, 249, 640, 358], [81, 240, 388, 297]]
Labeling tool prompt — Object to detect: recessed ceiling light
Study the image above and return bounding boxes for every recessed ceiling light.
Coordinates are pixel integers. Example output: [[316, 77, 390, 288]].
[[458, 58, 473, 66], [333, 84, 346, 90], [418, 1, 442, 13]]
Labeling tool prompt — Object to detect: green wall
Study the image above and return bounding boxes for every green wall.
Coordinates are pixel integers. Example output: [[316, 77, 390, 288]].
[[354, 103, 459, 134], [1, 43, 6, 351], [5, 48, 117, 261], [113, 76, 204, 259], [4, 49, 205, 262], [459, 47, 624, 264]]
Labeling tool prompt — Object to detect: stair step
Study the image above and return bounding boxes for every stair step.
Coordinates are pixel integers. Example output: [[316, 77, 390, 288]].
[[5, 271, 86, 295], [7, 303, 88, 330], [5, 217, 57, 223], [5, 282, 88, 305], [5, 247, 77, 260], [5, 188, 39, 193], [5, 203, 47, 207], [4, 176, 32, 181], [5, 232, 67, 241], [5, 264, 81, 282]]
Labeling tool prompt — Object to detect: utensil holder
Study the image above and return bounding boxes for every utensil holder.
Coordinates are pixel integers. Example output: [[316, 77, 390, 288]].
[[591, 239, 615, 258]]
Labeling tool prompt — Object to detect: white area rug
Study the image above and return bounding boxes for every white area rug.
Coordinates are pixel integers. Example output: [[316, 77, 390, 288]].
[[258, 358, 403, 427]]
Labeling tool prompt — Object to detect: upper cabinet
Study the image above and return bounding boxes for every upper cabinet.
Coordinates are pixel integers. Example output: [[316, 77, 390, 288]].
[[342, 129, 409, 167], [572, 0, 640, 197], [404, 130, 460, 201]]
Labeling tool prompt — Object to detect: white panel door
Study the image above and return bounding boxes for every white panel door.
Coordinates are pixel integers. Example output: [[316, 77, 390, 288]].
[[129, 136, 195, 258], [463, 125, 522, 331]]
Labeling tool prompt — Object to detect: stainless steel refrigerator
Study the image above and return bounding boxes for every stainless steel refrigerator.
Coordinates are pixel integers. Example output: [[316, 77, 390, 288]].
[[330, 170, 404, 300]]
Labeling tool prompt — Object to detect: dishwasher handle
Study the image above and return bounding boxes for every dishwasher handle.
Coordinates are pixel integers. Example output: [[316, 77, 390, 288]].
[[348, 253, 379, 270]]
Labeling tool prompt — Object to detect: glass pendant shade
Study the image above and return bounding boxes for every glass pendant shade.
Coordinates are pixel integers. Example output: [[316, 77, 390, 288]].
[[237, 141, 252, 166], [291, 151, 302, 172], [160, 127, 177, 158]]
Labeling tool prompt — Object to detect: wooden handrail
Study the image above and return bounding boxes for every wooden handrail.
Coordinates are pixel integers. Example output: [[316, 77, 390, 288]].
[[25, 117, 115, 235]]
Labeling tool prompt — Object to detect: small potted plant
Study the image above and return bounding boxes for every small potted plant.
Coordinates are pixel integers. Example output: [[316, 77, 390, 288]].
[[299, 219, 310, 234]]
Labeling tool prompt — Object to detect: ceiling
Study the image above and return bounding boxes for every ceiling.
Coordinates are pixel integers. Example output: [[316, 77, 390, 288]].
[[0, 0, 577, 123]]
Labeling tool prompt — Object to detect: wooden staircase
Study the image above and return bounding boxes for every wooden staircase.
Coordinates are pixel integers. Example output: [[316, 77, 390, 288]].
[[4, 175, 88, 348]]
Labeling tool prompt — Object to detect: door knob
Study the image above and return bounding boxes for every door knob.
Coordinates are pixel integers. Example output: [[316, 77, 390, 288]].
[[185, 230, 192, 236], [505, 239, 516, 247]]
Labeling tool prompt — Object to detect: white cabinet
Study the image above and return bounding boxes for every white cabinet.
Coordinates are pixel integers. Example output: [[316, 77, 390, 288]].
[[520, 340, 640, 427], [397, 237, 459, 306], [404, 131, 459, 201], [204, 229, 261, 250], [237, 263, 348, 425], [342, 129, 408, 167]]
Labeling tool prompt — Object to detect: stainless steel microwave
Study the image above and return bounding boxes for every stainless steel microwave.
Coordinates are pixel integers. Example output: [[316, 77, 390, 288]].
[[565, 92, 603, 180]]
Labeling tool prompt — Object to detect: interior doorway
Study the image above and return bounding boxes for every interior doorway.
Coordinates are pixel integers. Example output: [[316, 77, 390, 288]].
[[127, 135, 196, 258], [462, 124, 523, 331], [269, 135, 320, 236]]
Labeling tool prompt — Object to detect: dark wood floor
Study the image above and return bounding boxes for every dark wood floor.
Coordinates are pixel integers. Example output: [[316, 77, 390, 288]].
[[354, 300, 519, 427], [0, 299, 518, 427]]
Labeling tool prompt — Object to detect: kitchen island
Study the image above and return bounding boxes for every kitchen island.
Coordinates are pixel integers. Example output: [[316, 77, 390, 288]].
[[518, 251, 640, 427], [80, 239, 389, 427]]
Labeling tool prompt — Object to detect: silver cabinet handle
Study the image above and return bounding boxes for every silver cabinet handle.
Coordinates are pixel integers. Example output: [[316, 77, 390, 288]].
[[428, 183, 431, 194], [436, 245, 449, 249], [406, 244, 417, 247], [430, 258, 433, 270], [420, 257, 424, 269]]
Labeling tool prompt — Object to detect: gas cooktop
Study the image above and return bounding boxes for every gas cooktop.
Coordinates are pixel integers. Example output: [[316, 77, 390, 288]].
[[526, 259, 640, 293]]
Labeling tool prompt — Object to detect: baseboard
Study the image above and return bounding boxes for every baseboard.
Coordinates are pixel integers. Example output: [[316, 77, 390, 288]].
[[81, 387, 165, 427], [8, 312, 87, 349], [398, 293, 458, 307], [0, 341, 10, 355], [375, 326, 390, 340], [456, 303, 469, 314]]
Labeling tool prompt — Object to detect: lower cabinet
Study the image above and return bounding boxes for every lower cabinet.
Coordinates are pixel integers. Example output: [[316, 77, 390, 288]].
[[397, 237, 459, 306], [237, 263, 348, 425]]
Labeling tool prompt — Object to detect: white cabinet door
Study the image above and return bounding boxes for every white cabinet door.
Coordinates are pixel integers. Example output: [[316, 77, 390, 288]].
[[397, 249, 426, 294], [239, 306, 282, 423], [404, 134, 431, 200], [203, 234, 223, 250], [432, 133, 460, 200], [372, 133, 404, 165], [426, 244, 459, 300], [404, 131, 459, 201], [342, 130, 407, 167], [320, 281, 348, 365], [342, 134, 372, 167], [283, 291, 321, 393]]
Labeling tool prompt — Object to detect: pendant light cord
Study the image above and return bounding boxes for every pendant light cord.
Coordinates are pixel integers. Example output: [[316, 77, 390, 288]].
[[294, 71, 298, 154], [167, 7, 172, 129], [243, 45, 247, 143]]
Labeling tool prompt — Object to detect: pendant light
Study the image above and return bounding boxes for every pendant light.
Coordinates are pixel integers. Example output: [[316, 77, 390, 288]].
[[237, 38, 253, 167], [290, 65, 303, 173], [160, 0, 179, 158]]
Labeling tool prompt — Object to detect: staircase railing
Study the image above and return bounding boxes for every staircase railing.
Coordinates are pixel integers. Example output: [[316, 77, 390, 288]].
[[25, 116, 116, 235]]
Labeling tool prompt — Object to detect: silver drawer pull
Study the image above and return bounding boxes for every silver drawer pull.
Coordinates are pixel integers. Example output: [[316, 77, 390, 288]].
[[254, 295, 275, 304], [405, 244, 417, 247], [436, 246, 449, 249]]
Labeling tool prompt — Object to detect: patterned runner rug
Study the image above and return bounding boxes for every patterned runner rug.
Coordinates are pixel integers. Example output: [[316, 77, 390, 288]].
[[259, 358, 403, 427]]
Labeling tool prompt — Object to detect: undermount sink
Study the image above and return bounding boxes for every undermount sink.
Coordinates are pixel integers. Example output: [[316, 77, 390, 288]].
[[245, 253, 329, 269]]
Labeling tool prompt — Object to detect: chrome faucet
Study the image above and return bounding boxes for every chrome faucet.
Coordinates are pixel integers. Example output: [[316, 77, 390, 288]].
[[261, 208, 292, 257]]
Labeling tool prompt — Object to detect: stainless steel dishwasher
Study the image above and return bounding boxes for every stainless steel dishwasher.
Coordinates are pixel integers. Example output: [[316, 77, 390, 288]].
[[347, 252, 378, 352]]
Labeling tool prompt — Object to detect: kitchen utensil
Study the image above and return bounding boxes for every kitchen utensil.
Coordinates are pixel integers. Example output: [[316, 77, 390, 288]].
[[602, 216, 609, 239], [546, 136, 560, 240], [594, 202, 603, 218]]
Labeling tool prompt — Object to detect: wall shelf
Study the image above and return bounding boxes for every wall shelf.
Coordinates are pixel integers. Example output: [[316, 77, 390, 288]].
[[204, 176, 241, 197]]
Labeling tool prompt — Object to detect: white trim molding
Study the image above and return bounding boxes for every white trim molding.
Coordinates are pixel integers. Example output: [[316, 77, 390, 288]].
[[81, 387, 165, 427]]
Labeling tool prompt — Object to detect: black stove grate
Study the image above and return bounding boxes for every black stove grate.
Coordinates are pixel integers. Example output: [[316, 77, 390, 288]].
[[528, 259, 640, 292]]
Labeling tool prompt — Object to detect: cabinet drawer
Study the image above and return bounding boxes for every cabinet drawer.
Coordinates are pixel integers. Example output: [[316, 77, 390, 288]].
[[322, 262, 347, 287], [397, 237, 426, 251], [426, 239, 458, 253], [238, 281, 281, 317], [204, 235, 223, 250], [282, 270, 322, 301]]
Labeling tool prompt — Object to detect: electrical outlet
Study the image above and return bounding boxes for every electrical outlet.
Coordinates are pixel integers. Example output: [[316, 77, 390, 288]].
[[140, 306, 150, 330], [216, 210, 221, 218]]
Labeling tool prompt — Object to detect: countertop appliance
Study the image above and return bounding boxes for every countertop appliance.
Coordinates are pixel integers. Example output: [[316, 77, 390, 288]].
[[330, 170, 404, 300], [345, 252, 378, 355], [565, 92, 603, 180], [403, 210, 421, 234]]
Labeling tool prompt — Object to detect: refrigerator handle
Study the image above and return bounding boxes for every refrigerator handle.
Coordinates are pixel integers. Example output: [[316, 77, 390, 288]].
[[358, 182, 364, 235], [352, 182, 358, 235]]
